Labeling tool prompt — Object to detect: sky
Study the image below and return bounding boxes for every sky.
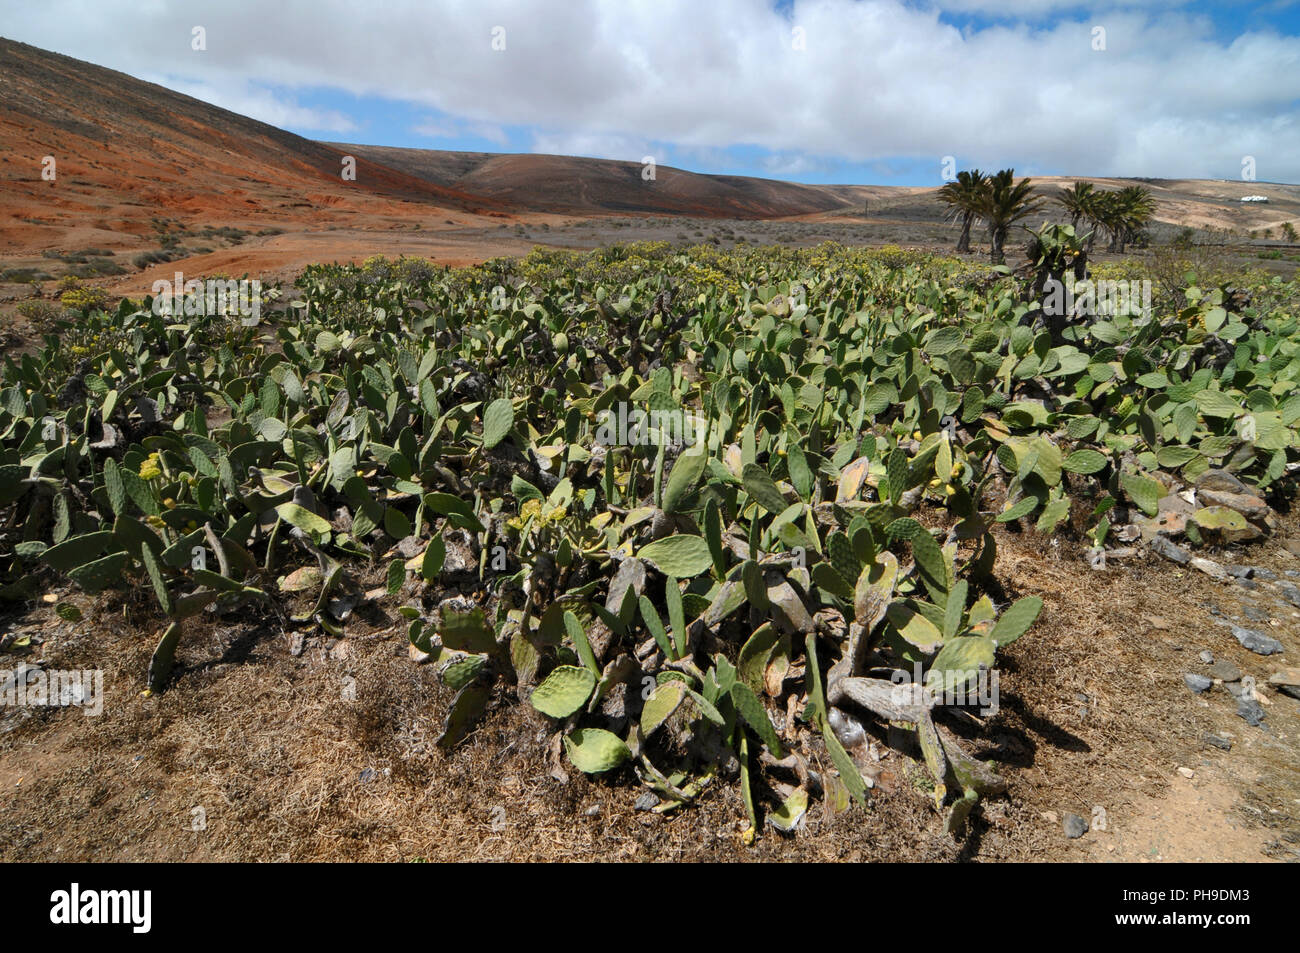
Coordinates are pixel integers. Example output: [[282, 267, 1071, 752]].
[[1, 0, 1298, 186]]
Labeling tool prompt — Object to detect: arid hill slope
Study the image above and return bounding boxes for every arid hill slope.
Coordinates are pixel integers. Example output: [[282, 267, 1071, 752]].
[[0, 35, 1297, 287], [327, 144, 851, 219], [0, 36, 507, 256]]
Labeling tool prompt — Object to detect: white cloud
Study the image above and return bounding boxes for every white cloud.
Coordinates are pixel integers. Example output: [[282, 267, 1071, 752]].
[[138, 75, 359, 134], [413, 118, 508, 145], [3, 0, 1298, 182], [758, 153, 831, 178], [529, 131, 661, 162], [921, 0, 1189, 15]]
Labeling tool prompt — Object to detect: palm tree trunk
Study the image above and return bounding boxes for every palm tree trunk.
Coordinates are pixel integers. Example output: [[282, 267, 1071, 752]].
[[989, 225, 1005, 264], [956, 213, 973, 253]]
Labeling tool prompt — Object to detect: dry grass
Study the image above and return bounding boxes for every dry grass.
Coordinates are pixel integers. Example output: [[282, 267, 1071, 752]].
[[2, 514, 1298, 862]]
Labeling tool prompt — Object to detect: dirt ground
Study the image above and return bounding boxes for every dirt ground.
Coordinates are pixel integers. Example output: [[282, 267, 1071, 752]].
[[2, 504, 1297, 863], [2, 211, 1295, 314]]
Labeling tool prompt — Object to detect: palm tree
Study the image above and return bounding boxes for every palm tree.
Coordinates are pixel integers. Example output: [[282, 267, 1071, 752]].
[[1111, 185, 1156, 252], [937, 169, 988, 254], [1056, 181, 1097, 230], [1077, 189, 1115, 253], [975, 169, 1042, 264], [1091, 186, 1155, 253]]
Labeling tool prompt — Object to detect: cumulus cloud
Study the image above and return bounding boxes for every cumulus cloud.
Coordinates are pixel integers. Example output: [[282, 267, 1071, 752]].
[[3, 0, 1297, 181], [140, 75, 360, 134], [914, 0, 1190, 15], [413, 118, 509, 145], [529, 131, 662, 162]]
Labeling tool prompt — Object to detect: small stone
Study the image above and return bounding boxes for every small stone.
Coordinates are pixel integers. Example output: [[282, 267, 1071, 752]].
[[1276, 581, 1300, 608], [634, 793, 659, 812], [1225, 565, 1254, 579], [288, 633, 306, 657], [1237, 579, 1259, 591], [1190, 556, 1230, 581], [1177, 766, 1195, 779], [1229, 625, 1284, 656], [1208, 659, 1242, 682], [1203, 733, 1233, 751], [1237, 697, 1266, 726], [1199, 650, 1215, 664], [1150, 535, 1191, 564], [1196, 468, 1250, 494], [359, 768, 380, 783], [1267, 668, 1300, 700], [1196, 488, 1271, 522], [1254, 568, 1276, 581], [1184, 673, 1213, 694], [1114, 523, 1142, 543], [1242, 605, 1270, 622], [394, 536, 424, 559], [1063, 813, 1088, 838], [584, 804, 602, 817]]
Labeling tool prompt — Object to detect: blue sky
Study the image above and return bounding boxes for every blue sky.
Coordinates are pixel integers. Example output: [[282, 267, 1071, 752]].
[[3, 0, 1299, 185]]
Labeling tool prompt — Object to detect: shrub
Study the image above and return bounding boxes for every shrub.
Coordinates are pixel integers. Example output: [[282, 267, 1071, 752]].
[[133, 249, 184, 269], [70, 258, 127, 278], [57, 276, 110, 312], [1, 268, 54, 283], [14, 299, 65, 324]]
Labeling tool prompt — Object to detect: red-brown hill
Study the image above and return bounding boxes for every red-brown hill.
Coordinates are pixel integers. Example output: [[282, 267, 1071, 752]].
[[325, 144, 851, 219]]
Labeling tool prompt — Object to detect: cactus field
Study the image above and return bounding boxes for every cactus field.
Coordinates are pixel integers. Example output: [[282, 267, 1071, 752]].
[[3, 240, 1300, 859]]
